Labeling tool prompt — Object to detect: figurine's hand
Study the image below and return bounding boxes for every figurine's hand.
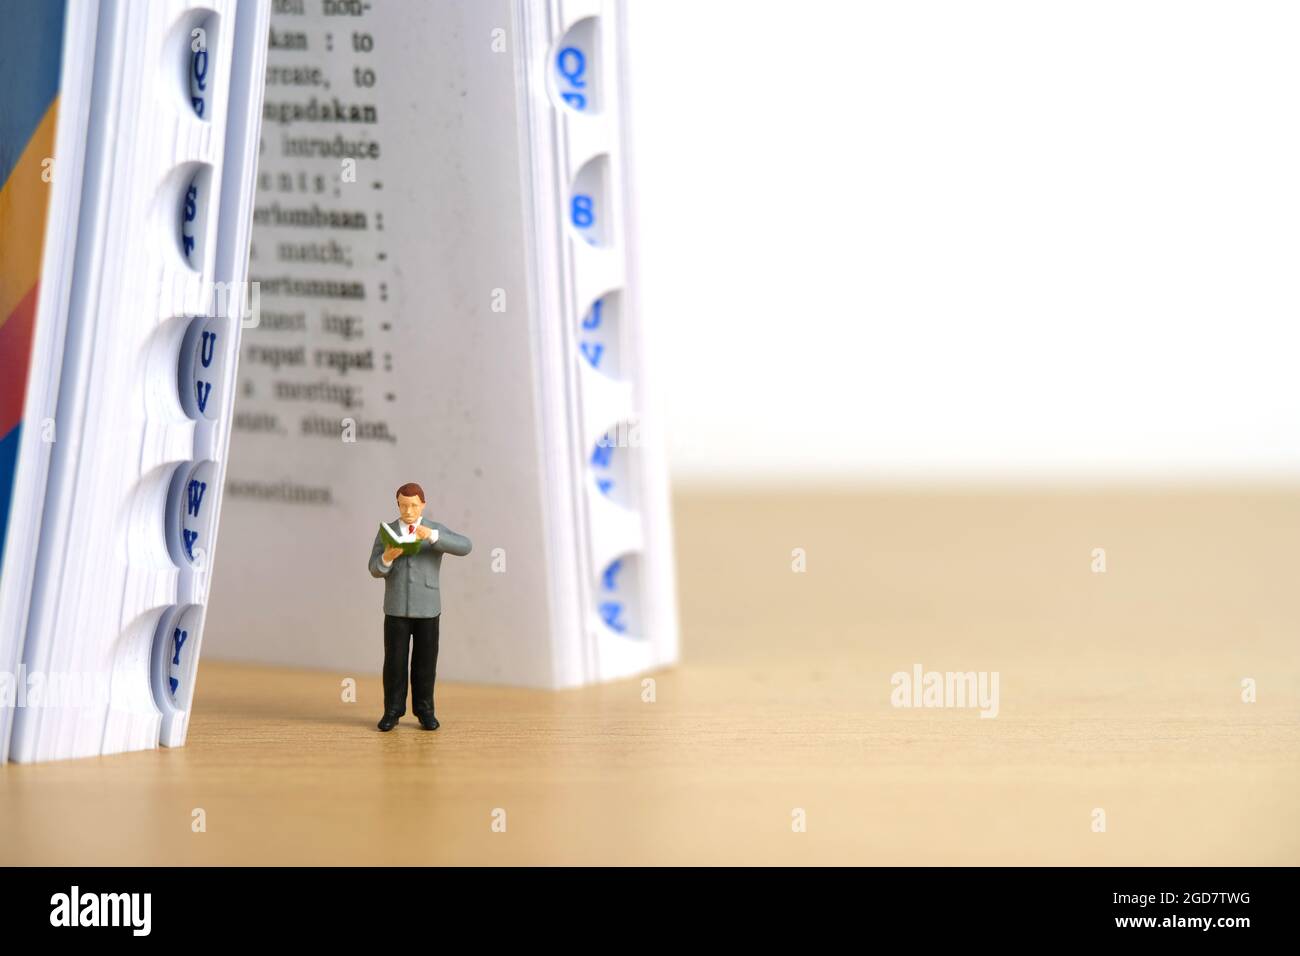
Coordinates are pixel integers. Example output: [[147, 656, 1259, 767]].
[[382, 546, 405, 564], [415, 525, 433, 541]]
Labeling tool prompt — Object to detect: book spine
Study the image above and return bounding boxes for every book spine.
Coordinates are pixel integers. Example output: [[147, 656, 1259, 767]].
[[0, 0, 96, 764]]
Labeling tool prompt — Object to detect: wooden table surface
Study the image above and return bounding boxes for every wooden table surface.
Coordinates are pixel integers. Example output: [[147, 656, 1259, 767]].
[[2, 489, 1297, 865]]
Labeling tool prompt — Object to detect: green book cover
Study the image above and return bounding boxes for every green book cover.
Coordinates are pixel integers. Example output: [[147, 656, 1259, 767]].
[[380, 522, 422, 556]]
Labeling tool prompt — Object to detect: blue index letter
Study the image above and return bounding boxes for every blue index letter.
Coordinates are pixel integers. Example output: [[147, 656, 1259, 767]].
[[199, 330, 217, 367], [172, 627, 189, 665], [186, 478, 208, 517], [556, 45, 587, 110], [599, 601, 626, 633], [557, 46, 586, 88]]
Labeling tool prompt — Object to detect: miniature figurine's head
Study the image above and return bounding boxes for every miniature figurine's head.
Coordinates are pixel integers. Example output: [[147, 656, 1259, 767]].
[[396, 482, 426, 526]]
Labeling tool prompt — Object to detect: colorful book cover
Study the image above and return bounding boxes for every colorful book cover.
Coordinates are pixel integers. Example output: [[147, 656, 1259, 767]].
[[0, 0, 66, 580]]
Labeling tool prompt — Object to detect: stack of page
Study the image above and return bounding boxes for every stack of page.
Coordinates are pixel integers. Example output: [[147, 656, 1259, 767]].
[[0, 0, 269, 763]]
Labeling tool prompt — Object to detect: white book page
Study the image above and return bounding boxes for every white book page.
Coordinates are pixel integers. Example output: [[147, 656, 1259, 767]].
[[208, 0, 559, 684]]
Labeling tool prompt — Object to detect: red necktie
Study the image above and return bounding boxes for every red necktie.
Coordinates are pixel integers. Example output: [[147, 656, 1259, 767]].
[[408, 524, 414, 534]]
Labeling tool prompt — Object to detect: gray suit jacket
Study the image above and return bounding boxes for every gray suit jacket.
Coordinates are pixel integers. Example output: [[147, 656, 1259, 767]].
[[368, 517, 472, 618]]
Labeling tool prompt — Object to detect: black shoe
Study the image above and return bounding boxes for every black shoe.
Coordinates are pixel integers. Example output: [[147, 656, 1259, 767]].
[[416, 713, 440, 731], [377, 712, 401, 732]]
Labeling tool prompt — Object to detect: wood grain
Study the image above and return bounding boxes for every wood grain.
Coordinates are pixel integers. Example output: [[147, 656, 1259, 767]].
[[2, 488, 1297, 864]]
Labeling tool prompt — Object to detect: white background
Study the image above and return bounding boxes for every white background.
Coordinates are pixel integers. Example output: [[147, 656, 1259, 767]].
[[624, 0, 1300, 482]]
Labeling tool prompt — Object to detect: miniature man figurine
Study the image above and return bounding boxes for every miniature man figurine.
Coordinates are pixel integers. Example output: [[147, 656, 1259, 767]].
[[368, 482, 472, 731]]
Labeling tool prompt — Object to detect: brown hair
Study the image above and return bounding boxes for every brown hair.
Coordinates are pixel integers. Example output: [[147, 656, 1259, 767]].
[[396, 482, 425, 502]]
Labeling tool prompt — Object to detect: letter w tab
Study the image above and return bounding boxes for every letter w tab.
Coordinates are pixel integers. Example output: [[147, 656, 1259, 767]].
[[186, 478, 207, 516]]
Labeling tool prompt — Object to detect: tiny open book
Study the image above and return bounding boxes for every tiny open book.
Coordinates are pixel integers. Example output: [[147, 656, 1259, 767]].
[[380, 522, 424, 556]]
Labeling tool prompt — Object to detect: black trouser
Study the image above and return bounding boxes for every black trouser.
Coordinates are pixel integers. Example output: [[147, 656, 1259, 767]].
[[382, 614, 440, 717]]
